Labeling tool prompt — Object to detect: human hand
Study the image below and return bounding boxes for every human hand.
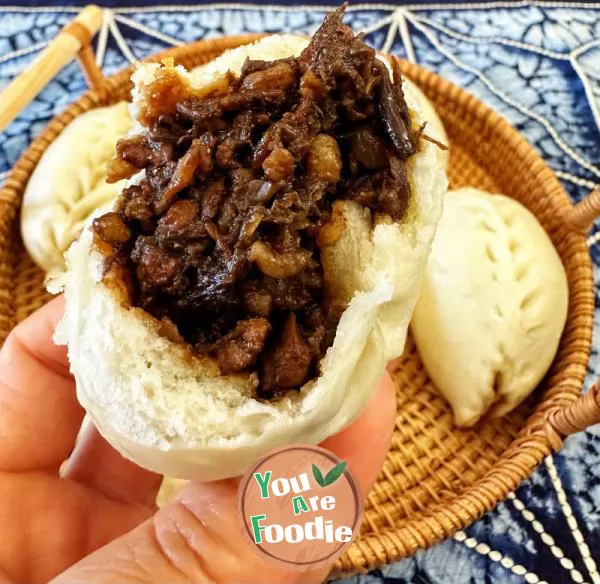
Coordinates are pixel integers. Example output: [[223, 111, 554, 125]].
[[0, 297, 396, 584]]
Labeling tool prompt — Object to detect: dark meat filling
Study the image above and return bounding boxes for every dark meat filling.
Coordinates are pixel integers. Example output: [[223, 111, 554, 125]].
[[94, 6, 418, 398]]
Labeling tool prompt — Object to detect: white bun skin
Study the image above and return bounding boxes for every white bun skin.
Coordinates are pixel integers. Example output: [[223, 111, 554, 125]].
[[21, 102, 133, 274], [411, 188, 568, 427], [55, 35, 446, 481]]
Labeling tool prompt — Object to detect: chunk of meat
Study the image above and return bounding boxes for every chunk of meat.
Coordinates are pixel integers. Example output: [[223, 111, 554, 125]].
[[252, 99, 322, 167], [217, 318, 270, 374], [200, 179, 226, 220], [156, 200, 206, 242], [176, 262, 236, 314], [155, 133, 215, 214], [261, 275, 314, 311], [122, 185, 154, 224], [226, 168, 254, 228], [261, 314, 312, 394], [299, 5, 376, 95], [175, 90, 286, 122], [116, 135, 174, 169], [348, 157, 410, 221], [92, 212, 132, 244], [117, 136, 150, 168], [147, 162, 176, 196], [148, 113, 193, 143], [131, 238, 182, 290], [215, 112, 255, 169], [240, 59, 271, 76], [241, 62, 296, 92]]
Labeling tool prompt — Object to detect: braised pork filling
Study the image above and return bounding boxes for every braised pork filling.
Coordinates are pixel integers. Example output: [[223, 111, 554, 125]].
[[93, 7, 419, 397]]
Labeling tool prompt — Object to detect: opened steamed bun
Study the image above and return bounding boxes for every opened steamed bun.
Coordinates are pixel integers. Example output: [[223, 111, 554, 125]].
[[54, 30, 446, 481], [21, 102, 133, 274], [411, 187, 568, 427]]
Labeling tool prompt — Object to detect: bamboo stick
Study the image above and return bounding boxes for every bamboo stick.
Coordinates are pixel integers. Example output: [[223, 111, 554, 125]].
[[0, 5, 103, 134]]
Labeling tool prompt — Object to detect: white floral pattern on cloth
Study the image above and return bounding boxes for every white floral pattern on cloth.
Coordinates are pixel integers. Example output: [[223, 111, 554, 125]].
[[0, 4, 600, 583]]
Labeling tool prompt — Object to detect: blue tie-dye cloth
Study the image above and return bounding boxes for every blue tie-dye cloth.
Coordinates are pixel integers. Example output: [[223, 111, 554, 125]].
[[1, 3, 600, 583]]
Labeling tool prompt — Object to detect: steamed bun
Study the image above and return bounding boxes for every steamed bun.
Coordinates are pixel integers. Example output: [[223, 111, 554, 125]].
[[53, 34, 446, 481], [411, 187, 568, 427], [21, 102, 133, 274]]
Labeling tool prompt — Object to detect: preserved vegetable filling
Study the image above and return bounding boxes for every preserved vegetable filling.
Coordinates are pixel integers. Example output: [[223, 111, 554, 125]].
[[94, 6, 420, 398]]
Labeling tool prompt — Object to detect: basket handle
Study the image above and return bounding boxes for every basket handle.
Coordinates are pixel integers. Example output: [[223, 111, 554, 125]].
[[73, 7, 107, 92], [565, 186, 600, 234], [542, 382, 600, 449], [0, 4, 104, 134]]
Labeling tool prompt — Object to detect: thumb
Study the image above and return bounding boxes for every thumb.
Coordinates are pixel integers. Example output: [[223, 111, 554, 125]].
[[51, 374, 396, 584]]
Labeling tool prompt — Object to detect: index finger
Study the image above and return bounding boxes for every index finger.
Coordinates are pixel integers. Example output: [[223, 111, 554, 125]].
[[0, 296, 85, 472]]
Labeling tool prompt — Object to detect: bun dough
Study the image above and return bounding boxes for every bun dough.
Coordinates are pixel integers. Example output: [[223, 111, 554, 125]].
[[21, 102, 133, 274], [411, 187, 568, 427], [54, 35, 446, 481]]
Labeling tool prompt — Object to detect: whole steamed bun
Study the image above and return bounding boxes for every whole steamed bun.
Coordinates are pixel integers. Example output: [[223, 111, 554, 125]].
[[411, 187, 569, 427], [54, 34, 446, 481], [21, 102, 133, 274]]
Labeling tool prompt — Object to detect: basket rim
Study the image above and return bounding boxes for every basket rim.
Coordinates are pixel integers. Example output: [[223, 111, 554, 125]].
[[0, 34, 594, 574]]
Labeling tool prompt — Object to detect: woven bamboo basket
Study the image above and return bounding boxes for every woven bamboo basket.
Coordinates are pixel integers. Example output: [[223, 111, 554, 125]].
[[1, 12, 600, 578]]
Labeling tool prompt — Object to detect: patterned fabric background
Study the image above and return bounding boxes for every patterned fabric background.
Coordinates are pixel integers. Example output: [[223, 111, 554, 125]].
[[1, 2, 599, 583]]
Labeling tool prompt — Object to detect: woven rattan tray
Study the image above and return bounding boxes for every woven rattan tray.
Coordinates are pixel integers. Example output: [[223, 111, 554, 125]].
[[2, 23, 600, 577]]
